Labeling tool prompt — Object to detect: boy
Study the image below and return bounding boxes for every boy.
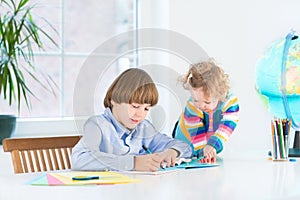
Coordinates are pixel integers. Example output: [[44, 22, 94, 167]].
[[71, 68, 192, 171]]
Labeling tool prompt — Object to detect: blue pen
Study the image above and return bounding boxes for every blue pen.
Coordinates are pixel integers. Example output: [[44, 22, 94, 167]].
[[72, 176, 99, 181], [142, 145, 152, 154]]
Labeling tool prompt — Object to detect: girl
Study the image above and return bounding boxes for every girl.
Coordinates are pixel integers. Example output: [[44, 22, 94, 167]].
[[71, 68, 192, 172], [174, 59, 239, 163]]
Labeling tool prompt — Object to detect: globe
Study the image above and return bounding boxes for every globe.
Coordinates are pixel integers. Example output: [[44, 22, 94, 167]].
[[255, 31, 300, 130]]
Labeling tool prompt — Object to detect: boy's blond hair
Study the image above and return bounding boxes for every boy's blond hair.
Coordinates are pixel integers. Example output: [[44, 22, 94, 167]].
[[104, 68, 158, 108], [179, 59, 230, 102]]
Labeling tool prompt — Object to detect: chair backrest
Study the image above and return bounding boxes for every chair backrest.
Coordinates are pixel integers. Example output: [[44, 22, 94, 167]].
[[2, 135, 81, 174]]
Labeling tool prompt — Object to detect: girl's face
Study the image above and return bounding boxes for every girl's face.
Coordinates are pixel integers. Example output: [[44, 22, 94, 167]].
[[111, 101, 151, 130], [190, 87, 218, 112]]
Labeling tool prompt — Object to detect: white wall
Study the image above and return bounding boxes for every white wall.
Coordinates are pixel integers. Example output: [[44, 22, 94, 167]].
[[139, 0, 300, 155]]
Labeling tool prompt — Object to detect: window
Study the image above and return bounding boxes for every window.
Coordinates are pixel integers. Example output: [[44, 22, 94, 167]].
[[0, 0, 138, 119]]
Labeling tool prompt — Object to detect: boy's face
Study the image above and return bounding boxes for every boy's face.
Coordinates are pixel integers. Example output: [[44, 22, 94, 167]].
[[111, 101, 151, 130], [190, 87, 218, 112]]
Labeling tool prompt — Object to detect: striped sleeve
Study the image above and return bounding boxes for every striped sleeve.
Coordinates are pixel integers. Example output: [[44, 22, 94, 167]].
[[207, 95, 239, 153]]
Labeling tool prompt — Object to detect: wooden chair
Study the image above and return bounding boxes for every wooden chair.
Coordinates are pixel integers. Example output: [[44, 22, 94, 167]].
[[2, 135, 81, 174]]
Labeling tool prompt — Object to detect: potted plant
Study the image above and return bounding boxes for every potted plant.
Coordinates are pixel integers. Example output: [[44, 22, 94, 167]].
[[0, 0, 57, 144]]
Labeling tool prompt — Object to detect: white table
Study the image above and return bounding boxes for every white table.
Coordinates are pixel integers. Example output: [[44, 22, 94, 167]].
[[1, 148, 300, 200]]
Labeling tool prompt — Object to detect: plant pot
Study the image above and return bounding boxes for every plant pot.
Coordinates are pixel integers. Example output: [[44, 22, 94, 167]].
[[0, 115, 17, 145]]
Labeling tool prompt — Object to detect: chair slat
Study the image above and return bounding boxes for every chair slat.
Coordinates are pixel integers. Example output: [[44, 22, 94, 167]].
[[45, 149, 53, 171], [27, 151, 34, 172], [57, 149, 65, 169], [33, 150, 41, 172], [21, 151, 29, 173], [64, 148, 71, 169], [51, 148, 59, 170], [39, 149, 47, 171]]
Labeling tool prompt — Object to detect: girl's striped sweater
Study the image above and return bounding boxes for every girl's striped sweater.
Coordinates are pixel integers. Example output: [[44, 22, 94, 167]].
[[174, 93, 239, 157]]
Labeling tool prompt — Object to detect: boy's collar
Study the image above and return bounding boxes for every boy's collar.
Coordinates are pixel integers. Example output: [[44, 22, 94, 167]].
[[104, 108, 135, 137]]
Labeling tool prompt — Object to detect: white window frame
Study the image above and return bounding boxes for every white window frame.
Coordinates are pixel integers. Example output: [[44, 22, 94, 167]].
[[14, 0, 139, 137]]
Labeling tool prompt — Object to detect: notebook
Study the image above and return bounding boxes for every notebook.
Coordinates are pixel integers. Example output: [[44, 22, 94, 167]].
[[28, 171, 140, 186]]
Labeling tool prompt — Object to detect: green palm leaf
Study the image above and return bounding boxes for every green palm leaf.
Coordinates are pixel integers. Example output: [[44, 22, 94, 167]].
[[0, 0, 58, 112]]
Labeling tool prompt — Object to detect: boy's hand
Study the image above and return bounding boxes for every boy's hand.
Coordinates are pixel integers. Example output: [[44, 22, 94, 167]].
[[134, 154, 162, 171], [158, 149, 178, 168]]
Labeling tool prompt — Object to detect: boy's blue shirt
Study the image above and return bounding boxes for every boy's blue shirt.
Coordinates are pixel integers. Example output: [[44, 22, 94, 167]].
[[71, 108, 192, 171]]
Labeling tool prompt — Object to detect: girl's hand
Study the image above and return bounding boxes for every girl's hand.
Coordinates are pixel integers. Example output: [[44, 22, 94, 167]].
[[134, 154, 162, 171], [199, 145, 216, 163], [158, 149, 178, 168]]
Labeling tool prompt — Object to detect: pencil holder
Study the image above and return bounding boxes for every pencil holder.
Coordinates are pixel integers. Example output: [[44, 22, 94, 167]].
[[271, 119, 291, 161]]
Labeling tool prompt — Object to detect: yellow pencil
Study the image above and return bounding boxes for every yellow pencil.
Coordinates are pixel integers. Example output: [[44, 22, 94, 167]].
[[271, 120, 276, 160]]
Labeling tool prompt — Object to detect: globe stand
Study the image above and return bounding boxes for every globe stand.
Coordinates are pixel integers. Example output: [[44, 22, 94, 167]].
[[289, 130, 300, 157]]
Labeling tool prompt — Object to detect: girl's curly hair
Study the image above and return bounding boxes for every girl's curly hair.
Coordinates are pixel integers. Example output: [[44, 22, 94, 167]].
[[179, 58, 230, 102]]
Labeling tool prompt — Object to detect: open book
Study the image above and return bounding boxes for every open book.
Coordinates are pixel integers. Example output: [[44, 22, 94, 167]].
[[122, 157, 219, 175]]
